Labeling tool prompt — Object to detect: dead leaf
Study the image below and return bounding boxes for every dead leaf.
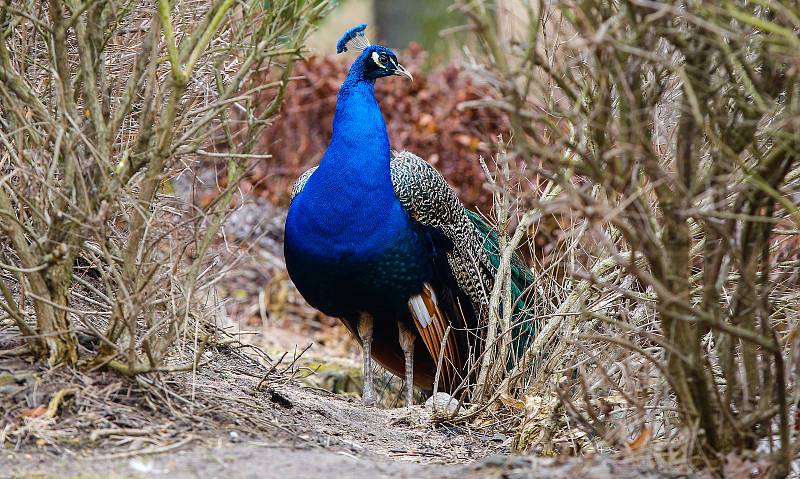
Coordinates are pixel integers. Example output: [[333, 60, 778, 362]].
[[499, 394, 525, 411], [723, 452, 771, 479], [626, 425, 651, 451], [21, 406, 47, 418]]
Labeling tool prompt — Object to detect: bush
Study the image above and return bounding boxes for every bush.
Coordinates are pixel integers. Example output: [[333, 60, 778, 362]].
[[457, 1, 800, 476], [0, 0, 330, 371]]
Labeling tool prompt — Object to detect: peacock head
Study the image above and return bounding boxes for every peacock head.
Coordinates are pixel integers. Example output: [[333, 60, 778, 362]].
[[336, 24, 413, 82]]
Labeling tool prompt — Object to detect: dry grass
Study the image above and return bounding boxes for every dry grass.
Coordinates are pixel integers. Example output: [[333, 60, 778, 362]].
[[0, 0, 331, 371], [444, 1, 800, 477]]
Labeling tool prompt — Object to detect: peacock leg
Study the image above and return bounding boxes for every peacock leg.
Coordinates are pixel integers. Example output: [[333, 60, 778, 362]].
[[397, 322, 416, 407], [357, 313, 376, 406]]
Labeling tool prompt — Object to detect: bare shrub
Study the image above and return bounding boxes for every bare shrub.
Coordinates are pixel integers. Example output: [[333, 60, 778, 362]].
[[0, 0, 331, 371], [457, 0, 800, 475]]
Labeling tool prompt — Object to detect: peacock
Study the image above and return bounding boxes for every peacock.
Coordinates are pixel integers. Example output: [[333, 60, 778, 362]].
[[284, 24, 535, 407]]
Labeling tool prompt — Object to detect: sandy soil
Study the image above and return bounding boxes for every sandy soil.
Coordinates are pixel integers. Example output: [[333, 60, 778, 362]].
[[5, 443, 671, 479], [0, 343, 674, 479]]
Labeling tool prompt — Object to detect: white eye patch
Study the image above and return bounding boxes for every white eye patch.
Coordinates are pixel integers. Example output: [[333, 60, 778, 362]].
[[371, 51, 385, 69]]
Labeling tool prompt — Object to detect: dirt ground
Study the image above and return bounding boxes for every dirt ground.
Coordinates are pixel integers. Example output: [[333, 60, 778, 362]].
[[0, 339, 678, 479], [4, 443, 673, 479]]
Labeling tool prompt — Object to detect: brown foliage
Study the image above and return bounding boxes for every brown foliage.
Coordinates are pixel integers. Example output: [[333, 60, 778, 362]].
[[244, 44, 510, 210]]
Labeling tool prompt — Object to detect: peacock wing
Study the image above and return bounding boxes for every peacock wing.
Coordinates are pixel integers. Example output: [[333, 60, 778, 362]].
[[389, 151, 502, 388], [289, 166, 318, 201], [390, 151, 496, 303]]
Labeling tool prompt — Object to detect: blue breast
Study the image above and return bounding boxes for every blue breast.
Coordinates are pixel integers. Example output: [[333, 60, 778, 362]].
[[284, 67, 432, 318]]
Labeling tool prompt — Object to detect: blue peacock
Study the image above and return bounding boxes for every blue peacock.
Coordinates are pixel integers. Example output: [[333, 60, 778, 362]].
[[284, 24, 534, 406]]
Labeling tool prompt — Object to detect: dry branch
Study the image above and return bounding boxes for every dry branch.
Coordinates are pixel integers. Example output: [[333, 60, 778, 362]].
[[0, 0, 331, 372]]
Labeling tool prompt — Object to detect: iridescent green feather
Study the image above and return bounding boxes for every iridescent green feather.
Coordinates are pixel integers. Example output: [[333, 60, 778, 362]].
[[465, 210, 537, 359]]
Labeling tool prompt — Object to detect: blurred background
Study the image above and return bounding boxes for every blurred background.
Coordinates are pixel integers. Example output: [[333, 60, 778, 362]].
[[307, 0, 463, 63]]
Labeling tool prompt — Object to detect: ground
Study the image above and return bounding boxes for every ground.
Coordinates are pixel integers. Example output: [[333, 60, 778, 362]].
[[4, 444, 670, 479], [0, 341, 675, 479]]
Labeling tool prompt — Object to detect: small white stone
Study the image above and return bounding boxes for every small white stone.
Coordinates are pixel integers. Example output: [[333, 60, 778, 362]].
[[128, 458, 167, 474], [128, 458, 154, 473], [424, 392, 462, 415]]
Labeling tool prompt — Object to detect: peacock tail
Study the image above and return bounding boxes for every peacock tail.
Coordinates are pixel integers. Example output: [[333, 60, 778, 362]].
[[465, 209, 538, 361]]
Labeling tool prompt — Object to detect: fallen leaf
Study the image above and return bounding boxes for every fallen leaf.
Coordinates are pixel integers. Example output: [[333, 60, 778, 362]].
[[21, 406, 47, 418], [627, 425, 651, 451], [499, 394, 525, 411]]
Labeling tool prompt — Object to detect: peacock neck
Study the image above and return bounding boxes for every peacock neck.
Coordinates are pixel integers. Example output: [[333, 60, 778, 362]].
[[319, 78, 391, 180], [285, 69, 412, 260]]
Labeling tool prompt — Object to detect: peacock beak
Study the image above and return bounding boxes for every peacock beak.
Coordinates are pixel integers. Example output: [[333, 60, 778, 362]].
[[393, 63, 413, 81]]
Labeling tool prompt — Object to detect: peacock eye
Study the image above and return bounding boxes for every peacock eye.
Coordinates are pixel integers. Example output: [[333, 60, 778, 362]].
[[379, 54, 388, 64]]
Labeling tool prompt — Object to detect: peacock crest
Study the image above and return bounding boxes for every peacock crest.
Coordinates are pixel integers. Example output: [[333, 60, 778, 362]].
[[336, 23, 371, 53]]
